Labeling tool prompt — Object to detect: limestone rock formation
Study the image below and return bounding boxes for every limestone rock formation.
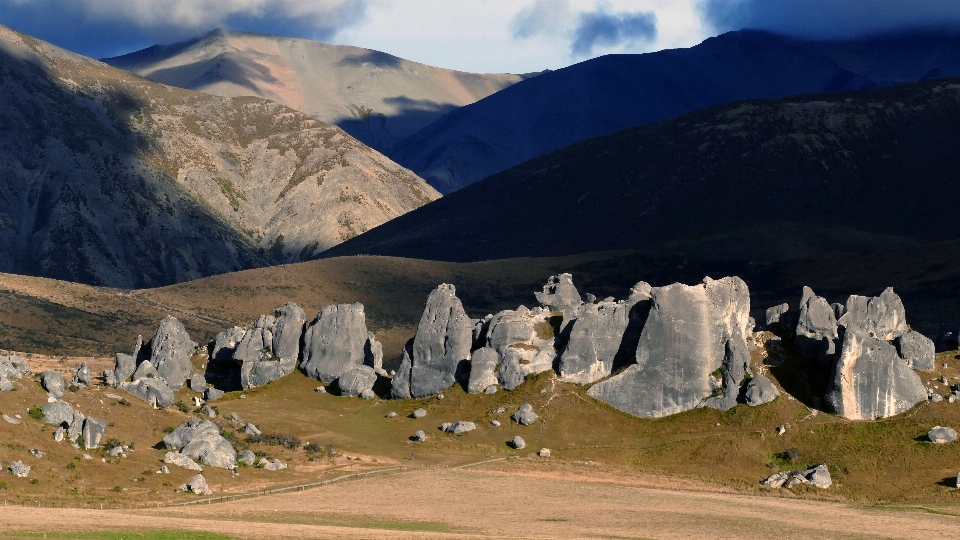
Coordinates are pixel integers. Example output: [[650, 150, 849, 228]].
[[189, 373, 207, 392], [82, 418, 106, 449], [588, 277, 752, 418], [165, 452, 203, 471], [41, 400, 75, 427], [0, 355, 28, 381], [535, 274, 582, 311], [337, 366, 377, 397], [414, 430, 427, 441], [74, 363, 90, 386], [179, 473, 213, 496], [512, 404, 539, 426], [238, 449, 256, 466], [131, 361, 158, 381], [41, 370, 65, 398], [824, 330, 927, 420], [164, 418, 236, 469], [445, 421, 476, 434], [467, 347, 500, 394], [895, 331, 936, 371], [794, 287, 839, 367], [744, 375, 780, 407], [928, 426, 958, 443], [837, 288, 908, 340], [483, 305, 557, 390], [149, 316, 198, 390], [511, 436, 526, 449], [391, 285, 473, 398], [301, 303, 369, 383], [112, 352, 136, 387], [9, 460, 30, 478], [765, 303, 790, 330], [123, 378, 176, 409]]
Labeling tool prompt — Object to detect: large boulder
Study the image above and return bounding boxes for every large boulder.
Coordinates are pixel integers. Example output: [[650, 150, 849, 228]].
[[512, 404, 538, 425], [82, 417, 106, 449], [180, 473, 213, 496], [824, 330, 927, 420], [272, 303, 307, 361], [467, 347, 500, 394], [131, 360, 158, 381], [364, 332, 384, 373], [390, 339, 414, 399], [928, 426, 958, 444], [484, 306, 557, 389], [535, 273, 582, 311], [0, 355, 28, 381], [112, 353, 136, 387], [149, 316, 197, 390], [164, 418, 236, 469], [558, 282, 652, 384], [75, 363, 91, 385], [337, 366, 378, 397], [895, 331, 936, 371], [210, 326, 246, 365], [41, 400, 74, 427], [67, 410, 85, 442], [123, 377, 175, 409], [588, 277, 751, 418], [301, 303, 369, 383], [744, 375, 780, 406], [837, 288, 908, 341], [164, 451, 202, 471], [794, 287, 839, 367], [391, 285, 473, 399], [40, 370, 64, 398]]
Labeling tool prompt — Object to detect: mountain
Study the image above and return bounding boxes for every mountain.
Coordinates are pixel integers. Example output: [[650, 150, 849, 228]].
[[388, 29, 960, 194], [103, 29, 532, 151], [0, 24, 438, 288], [321, 78, 960, 263]]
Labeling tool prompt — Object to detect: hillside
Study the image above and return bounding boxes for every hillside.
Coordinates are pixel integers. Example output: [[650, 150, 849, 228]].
[[103, 29, 531, 152], [322, 78, 960, 264], [0, 25, 438, 287], [388, 29, 960, 193]]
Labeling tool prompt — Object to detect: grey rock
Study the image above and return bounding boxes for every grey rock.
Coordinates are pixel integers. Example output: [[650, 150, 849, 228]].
[[260, 458, 287, 470], [28, 448, 44, 458], [53, 426, 64, 441], [210, 326, 246, 365], [794, 286, 839, 367], [539, 448, 551, 457], [67, 410, 85, 443], [412, 408, 427, 419], [895, 331, 936, 371], [165, 418, 237, 469], [41, 400, 74, 427], [112, 353, 136, 386], [237, 449, 256, 466], [467, 347, 500, 394], [189, 373, 207, 392], [41, 370, 65, 399], [272, 303, 306, 362], [0, 355, 29, 381], [0, 377, 12, 392], [760, 471, 789, 488], [932, 393, 944, 403], [240, 355, 296, 389], [928, 426, 958, 443], [164, 451, 202, 471], [935, 323, 960, 352], [825, 330, 927, 420], [337, 365, 378, 397], [103, 371, 116, 387], [314, 386, 326, 393], [414, 430, 427, 441], [164, 418, 221, 449], [364, 332, 384, 372], [445, 421, 476, 434], [804, 464, 832, 488], [149, 316, 198, 390], [484, 305, 558, 383], [387, 412, 397, 418], [183, 473, 213, 496], [159, 465, 170, 474], [131, 360, 158, 381], [244, 423, 262, 436], [9, 460, 30, 478], [496, 350, 527, 391], [744, 375, 780, 407], [301, 303, 369, 383], [390, 338, 414, 399], [228, 412, 243, 423], [512, 404, 538, 425], [75, 363, 90, 385], [82, 417, 106, 449], [764, 303, 790, 330], [202, 405, 217, 418], [107, 446, 123, 457], [2, 413, 19, 424], [394, 285, 474, 398], [491, 420, 501, 427], [484, 385, 498, 394], [535, 273, 582, 311], [837, 287, 908, 341], [124, 377, 176, 409], [205, 387, 224, 401], [511, 436, 526, 449], [360, 388, 376, 400], [441, 422, 452, 431]]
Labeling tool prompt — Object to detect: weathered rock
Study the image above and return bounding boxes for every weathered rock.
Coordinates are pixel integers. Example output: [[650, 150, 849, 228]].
[[512, 404, 538, 425], [205, 387, 224, 401], [237, 449, 256, 466], [272, 303, 306, 361], [497, 350, 527, 391], [412, 408, 427, 419], [588, 277, 750, 418], [895, 331, 936, 371], [511, 436, 526, 449], [760, 471, 788, 488], [558, 283, 652, 384], [164, 451, 202, 471], [41, 370, 64, 398], [211, 326, 246, 364], [164, 418, 220, 449], [67, 410, 85, 443], [445, 421, 476, 434], [189, 373, 207, 392], [244, 423, 261, 436], [3, 413, 19, 424], [364, 332, 384, 373], [932, 393, 944, 402], [485, 306, 558, 385], [484, 385, 498, 394], [794, 286, 839, 367], [360, 388, 376, 400], [392, 285, 473, 398], [825, 330, 927, 420], [123, 377, 175, 409], [744, 375, 780, 406], [112, 353, 136, 386], [389, 339, 415, 399], [301, 303, 369, 383], [538, 448, 551, 457], [181, 473, 213, 495], [165, 418, 236, 469], [150, 316, 197, 390], [0, 377, 12, 392], [467, 347, 500, 394], [414, 430, 427, 441], [260, 458, 287, 471], [103, 371, 116, 387], [82, 417, 106, 449], [107, 446, 123, 457], [928, 426, 958, 443], [0, 355, 28, 381], [41, 400, 74, 427], [765, 303, 790, 330], [9, 460, 30, 478], [535, 273, 582, 311], [838, 288, 908, 341], [131, 360, 158, 381], [202, 405, 217, 418], [337, 366, 378, 397], [804, 464, 832, 488], [935, 323, 960, 352], [75, 363, 90, 385]]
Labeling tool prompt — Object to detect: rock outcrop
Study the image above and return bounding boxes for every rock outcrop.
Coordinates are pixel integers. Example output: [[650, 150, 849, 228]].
[[534, 274, 582, 311], [744, 375, 780, 407], [41, 400, 75, 427], [825, 330, 927, 420], [895, 331, 936, 371], [41, 370, 65, 398], [163, 418, 237, 469], [391, 285, 473, 398], [165, 452, 203, 471], [123, 378, 175, 409], [794, 287, 839, 367], [337, 366, 378, 397], [928, 426, 958, 444], [179, 473, 213, 495], [512, 404, 539, 425], [149, 316, 198, 390], [467, 347, 500, 394], [82, 418, 106, 449], [837, 288, 907, 340], [301, 303, 371, 383], [483, 306, 557, 390]]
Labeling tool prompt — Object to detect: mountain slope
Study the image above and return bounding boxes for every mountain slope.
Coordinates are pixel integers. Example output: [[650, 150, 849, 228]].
[[0, 25, 438, 287], [103, 29, 530, 151], [389, 29, 960, 194], [321, 78, 960, 262]]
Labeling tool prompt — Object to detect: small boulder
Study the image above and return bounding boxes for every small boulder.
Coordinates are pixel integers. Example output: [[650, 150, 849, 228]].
[[491, 420, 501, 427], [414, 430, 427, 442], [804, 464, 832, 488], [237, 449, 256, 466], [512, 403, 538, 425], [445, 421, 476, 434], [164, 451, 202, 471], [260, 458, 287, 471], [204, 387, 224, 401], [41, 370, 65, 398], [9, 460, 30, 478], [180, 473, 212, 496], [189, 373, 207, 392], [895, 331, 936, 371], [2, 413, 19, 424], [928, 426, 958, 444], [760, 471, 789, 488], [201, 405, 217, 418], [360, 388, 376, 400], [484, 385, 498, 395], [75, 363, 91, 385], [744, 375, 780, 406], [314, 386, 326, 393], [337, 365, 378, 397], [412, 408, 427, 419], [244, 423, 261, 436], [539, 448, 551, 457], [511, 436, 526, 449]]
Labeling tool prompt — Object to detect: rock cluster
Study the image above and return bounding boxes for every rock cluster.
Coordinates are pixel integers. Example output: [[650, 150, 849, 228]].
[[210, 303, 307, 390], [761, 464, 832, 489], [0, 354, 28, 392], [512, 404, 538, 425], [111, 318, 197, 408], [40, 399, 106, 449], [163, 418, 237, 469]]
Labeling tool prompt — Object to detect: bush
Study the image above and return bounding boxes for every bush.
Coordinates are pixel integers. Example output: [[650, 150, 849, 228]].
[[174, 401, 190, 413], [30, 479, 39, 485], [103, 437, 123, 449], [112, 486, 122, 492], [118, 398, 131, 407], [27, 406, 44, 420], [303, 442, 323, 454], [247, 433, 301, 449], [66, 461, 77, 470]]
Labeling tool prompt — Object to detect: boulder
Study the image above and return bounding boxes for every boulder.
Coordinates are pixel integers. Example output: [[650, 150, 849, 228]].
[[237, 449, 256, 466], [804, 464, 832, 488], [164, 418, 236, 469], [210, 326, 246, 365], [588, 277, 751, 418], [164, 451, 202, 471], [535, 273, 582, 311], [112, 353, 136, 386], [181, 473, 213, 496], [40, 370, 64, 398], [761, 471, 789, 488], [41, 400, 74, 427], [558, 282, 652, 384], [485, 306, 558, 385], [2, 413, 19, 424], [189, 373, 207, 392], [360, 388, 376, 400], [67, 411, 85, 442], [512, 404, 538, 425], [260, 458, 287, 471], [935, 323, 960, 352], [364, 332, 384, 373], [511, 436, 526, 449], [103, 371, 116, 387], [244, 423, 261, 436], [467, 347, 500, 394], [123, 378, 175, 409], [539, 448, 551, 457], [497, 351, 527, 391], [744, 375, 780, 407], [389, 339, 414, 399], [272, 303, 306, 362], [337, 366, 378, 397], [824, 330, 927, 420], [202, 405, 217, 418], [794, 287, 839, 367], [163, 418, 221, 449], [412, 408, 427, 419], [414, 430, 427, 441], [131, 360, 158, 381], [149, 316, 197, 390], [895, 331, 936, 371], [9, 460, 30, 478], [837, 288, 908, 341], [82, 417, 106, 449], [445, 421, 476, 434], [928, 426, 958, 444], [0, 377, 12, 392], [301, 303, 369, 383], [205, 388, 224, 401], [75, 363, 90, 385], [0, 355, 28, 381], [765, 303, 790, 330], [391, 285, 473, 398]]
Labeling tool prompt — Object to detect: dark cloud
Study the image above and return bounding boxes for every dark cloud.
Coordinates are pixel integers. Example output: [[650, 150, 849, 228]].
[[571, 8, 657, 56], [700, 0, 960, 39]]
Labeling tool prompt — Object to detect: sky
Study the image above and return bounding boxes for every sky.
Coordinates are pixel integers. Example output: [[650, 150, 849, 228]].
[[1, 0, 960, 74]]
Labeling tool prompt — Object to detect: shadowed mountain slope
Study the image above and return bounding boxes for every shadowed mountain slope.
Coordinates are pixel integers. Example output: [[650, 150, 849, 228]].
[[389, 29, 960, 194], [103, 29, 532, 152], [322, 78, 960, 263], [0, 25, 438, 288]]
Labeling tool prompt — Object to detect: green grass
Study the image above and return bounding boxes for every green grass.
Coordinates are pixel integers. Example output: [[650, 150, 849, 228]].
[[1, 531, 234, 540]]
